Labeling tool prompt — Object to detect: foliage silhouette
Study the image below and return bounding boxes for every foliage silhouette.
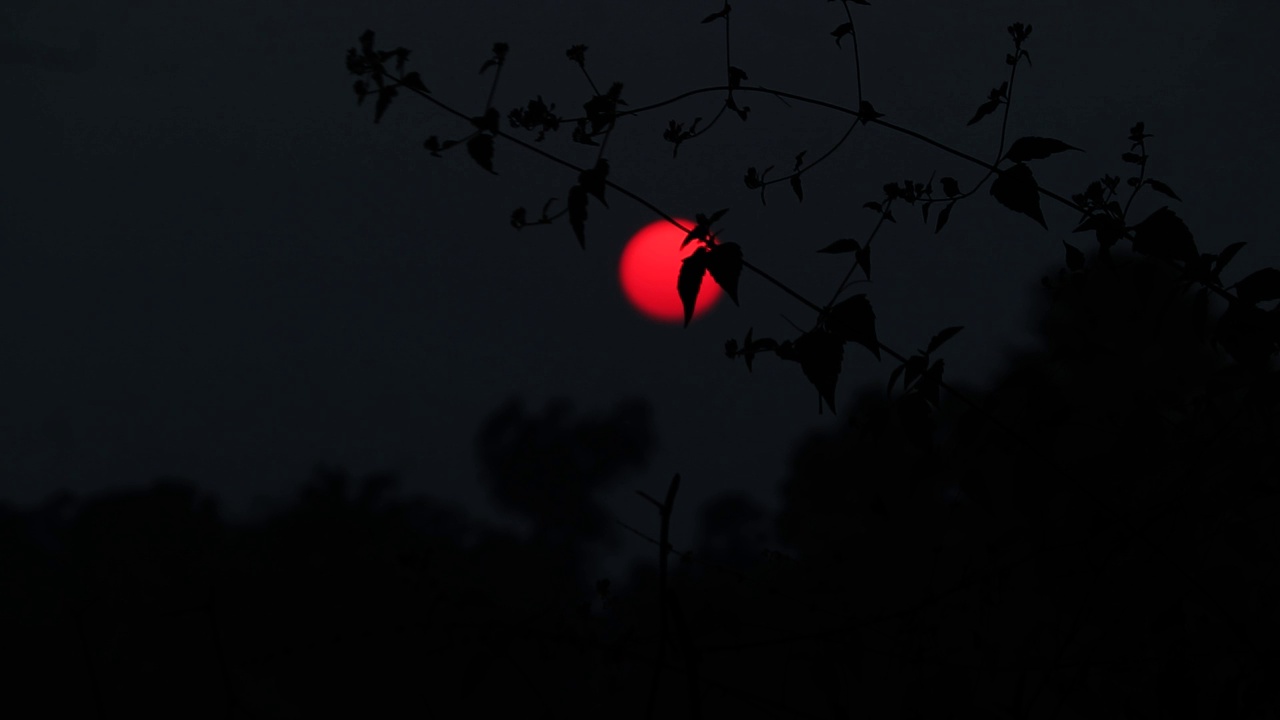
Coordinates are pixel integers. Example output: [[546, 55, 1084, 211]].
[[337, 4, 1280, 716]]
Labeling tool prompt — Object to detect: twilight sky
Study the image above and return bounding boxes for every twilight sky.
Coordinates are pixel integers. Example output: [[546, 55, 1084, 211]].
[[2, 0, 1276, 568]]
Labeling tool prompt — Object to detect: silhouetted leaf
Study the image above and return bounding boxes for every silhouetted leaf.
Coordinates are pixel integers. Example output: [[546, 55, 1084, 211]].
[[728, 66, 748, 89], [1063, 240, 1085, 271], [940, 177, 959, 197], [399, 71, 428, 93], [1131, 206, 1196, 264], [1215, 241, 1247, 279], [831, 22, 853, 46], [792, 330, 844, 414], [791, 175, 804, 202], [374, 87, 397, 123], [1003, 136, 1080, 163], [966, 98, 1000, 126], [817, 238, 860, 254], [935, 201, 954, 233], [855, 242, 872, 280], [467, 133, 496, 173], [567, 184, 587, 248], [678, 247, 709, 327], [510, 207, 526, 229], [578, 159, 609, 206], [706, 242, 743, 305], [824, 294, 880, 360], [903, 354, 927, 389], [1234, 267, 1280, 305], [926, 326, 964, 354], [855, 100, 883, 124], [1121, 152, 1145, 165], [1145, 179, 1181, 201], [990, 162, 1046, 229]]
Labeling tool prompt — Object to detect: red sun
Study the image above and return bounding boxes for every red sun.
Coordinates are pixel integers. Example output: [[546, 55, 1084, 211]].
[[619, 218, 722, 323]]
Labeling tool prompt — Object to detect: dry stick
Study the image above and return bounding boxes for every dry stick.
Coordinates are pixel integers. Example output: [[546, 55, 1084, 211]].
[[637, 473, 681, 720]]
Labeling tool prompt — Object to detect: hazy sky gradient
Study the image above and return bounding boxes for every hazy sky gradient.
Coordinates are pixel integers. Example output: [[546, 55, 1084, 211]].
[[2, 0, 1275, 567]]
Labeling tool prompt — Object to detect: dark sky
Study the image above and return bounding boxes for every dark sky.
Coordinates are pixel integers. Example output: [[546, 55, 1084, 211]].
[[3, 0, 1275, 571]]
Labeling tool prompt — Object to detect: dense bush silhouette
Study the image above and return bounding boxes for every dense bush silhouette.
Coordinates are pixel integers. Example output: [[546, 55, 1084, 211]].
[[775, 250, 1280, 717], [4, 266, 1277, 715]]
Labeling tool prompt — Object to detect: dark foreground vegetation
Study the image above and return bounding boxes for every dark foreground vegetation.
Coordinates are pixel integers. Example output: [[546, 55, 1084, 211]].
[[4, 251, 1279, 718]]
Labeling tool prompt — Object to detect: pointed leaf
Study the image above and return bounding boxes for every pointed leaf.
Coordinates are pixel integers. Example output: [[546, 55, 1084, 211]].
[[1214, 241, 1247, 278], [567, 184, 588, 248], [817, 238, 860, 254], [374, 87, 397, 123], [790, 175, 804, 202], [855, 242, 872, 281], [1130, 206, 1196, 264], [1145, 179, 1181, 201], [1003, 136, 1080, 163], [935, 201, 954, 233], [400, 71, 428, 93], [825, 294, 880, 360], [855, 100, 883, 124], [706, 242, 743, 305], [990, 162, 1046, 229], [578, 158, 609, 206], [926, 326, 964, 354], [830, 22, 853, 46], [966, 98, 1000, 126], [466, 133, 496, 174], [793, 330, 844, 414], [678, 247, 709, 327]]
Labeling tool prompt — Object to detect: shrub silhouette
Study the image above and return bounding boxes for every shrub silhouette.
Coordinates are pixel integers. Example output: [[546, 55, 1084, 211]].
[[475, 395, 655, 578], [1, 320, 1277, 717]]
